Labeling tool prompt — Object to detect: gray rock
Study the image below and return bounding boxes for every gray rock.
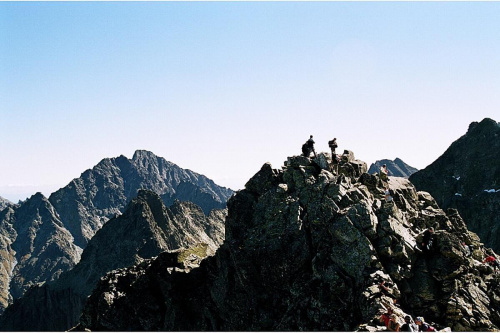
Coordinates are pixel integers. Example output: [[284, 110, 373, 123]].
[[50, 150, 233, 248], [0, 196, 12, 212], [75, 152, 500, 331], [0, 190, 226, 331], [410, 118, 500, 253], [0, 193, 81, 314], [0, 150, 233, 314]]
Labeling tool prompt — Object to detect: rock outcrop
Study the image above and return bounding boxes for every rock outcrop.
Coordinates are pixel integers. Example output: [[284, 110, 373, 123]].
[[0, 190, 226, 331], [368, 158, 418, 178], [49, 149, 233, 248], [75, 150, 500, 331], [0, 193, 81, 314], [0, 196, 12, 212], [410, 118, 500, 252]]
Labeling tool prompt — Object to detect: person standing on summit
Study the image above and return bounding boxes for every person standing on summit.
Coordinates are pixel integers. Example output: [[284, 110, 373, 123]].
[[328, 137, 338, 155], [302, 135, 317, 158]]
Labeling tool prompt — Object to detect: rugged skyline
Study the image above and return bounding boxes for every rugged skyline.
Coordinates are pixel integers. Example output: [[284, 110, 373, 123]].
[[2, 2, 500, 202]]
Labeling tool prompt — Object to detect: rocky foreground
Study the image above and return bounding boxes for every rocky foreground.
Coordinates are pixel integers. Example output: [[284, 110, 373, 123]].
[[74, 151, 500, 331]]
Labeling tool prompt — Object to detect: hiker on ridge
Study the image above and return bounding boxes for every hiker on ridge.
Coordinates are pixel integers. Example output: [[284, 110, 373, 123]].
[[328, 137, 338, 155], [400, 315, 418, 332], [388, 314, 401, 332], [380, 307, 394, 329], [302, 135, 317, 158], [380, 164, 389, 182], [422, 227, 434, 253], [483, 253, 500, 272], [415, 316, 436, 332]]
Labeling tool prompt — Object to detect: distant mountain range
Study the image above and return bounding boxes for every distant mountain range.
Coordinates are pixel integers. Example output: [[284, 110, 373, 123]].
[[49, 149, 232, 248], [0, 150, 233, 314], [410, 118, 500, 252], [0, 189, 226, 331], [368, 158, 418, 178]]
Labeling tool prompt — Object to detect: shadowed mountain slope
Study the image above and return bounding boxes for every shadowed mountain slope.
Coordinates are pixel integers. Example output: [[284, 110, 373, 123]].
[[410, 118, 500, 252], [0, 193, 81, 314], [0, 190, 226, 331], [0, 150, 232, 315]]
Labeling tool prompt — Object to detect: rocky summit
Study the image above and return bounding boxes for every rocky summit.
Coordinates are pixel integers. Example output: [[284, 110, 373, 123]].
[[410, 118, 500, 253], [75, 150, 500, 331], [0, 189, 226, 331], [368, 158, 418, 178]]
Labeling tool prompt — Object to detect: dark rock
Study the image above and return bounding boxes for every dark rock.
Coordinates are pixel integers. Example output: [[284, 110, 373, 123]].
[[49, 149, 233, 248], [0, 150, 233, 313], [0, 193, 81, 314], [0, 190, 226, 331], [410, 118, 500, 253], [75, 152, 500, 331]]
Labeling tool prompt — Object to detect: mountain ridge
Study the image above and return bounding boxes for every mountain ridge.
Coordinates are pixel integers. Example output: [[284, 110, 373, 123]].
[[0, 189, 226, 331], [0, 150, 232, 315], [410, 118, 500, 252], [368, 158, 418, 178]]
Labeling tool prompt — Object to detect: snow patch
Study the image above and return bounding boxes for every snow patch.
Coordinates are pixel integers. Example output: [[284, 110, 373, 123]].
[[484, 189, 497, 193], [455, 193, 462, 196]]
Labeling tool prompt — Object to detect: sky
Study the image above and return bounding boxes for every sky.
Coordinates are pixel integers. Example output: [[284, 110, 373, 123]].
[[1, 2, 500, 203]]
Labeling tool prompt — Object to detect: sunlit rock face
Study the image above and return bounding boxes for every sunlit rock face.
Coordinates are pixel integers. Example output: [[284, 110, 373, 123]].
[[410, 118, 500, 253], [0, 196, 12, 212], [77, 151, 500, 332], [49, 149, 233, 248]]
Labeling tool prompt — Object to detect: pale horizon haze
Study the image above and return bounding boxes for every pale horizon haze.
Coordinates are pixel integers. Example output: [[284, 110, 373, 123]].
[[1, 2, 499, 202]]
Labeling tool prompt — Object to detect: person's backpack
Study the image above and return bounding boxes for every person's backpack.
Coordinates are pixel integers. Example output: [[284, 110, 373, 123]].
[[302, 143, 309, 156], [426, 240, 433, 251], [328, 140, 338, 148]]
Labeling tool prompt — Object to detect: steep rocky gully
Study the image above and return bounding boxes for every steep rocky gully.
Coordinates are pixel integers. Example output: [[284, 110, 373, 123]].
[[76, 151, 500, 331]]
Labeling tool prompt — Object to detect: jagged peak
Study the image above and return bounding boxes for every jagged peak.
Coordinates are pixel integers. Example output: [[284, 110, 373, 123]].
[[27, 191, 48, 203], [467, 117, 500, 134], [132, 149, 159, 162]]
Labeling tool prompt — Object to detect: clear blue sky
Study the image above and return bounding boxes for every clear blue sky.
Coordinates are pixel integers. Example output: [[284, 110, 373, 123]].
[[1, 2, 499, 202]]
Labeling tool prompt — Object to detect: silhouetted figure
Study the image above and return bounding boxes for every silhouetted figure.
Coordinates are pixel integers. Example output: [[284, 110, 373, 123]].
[[302, 135, 317, 158], [328, 137, 338, 155], [422, 227, 434, 253]]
